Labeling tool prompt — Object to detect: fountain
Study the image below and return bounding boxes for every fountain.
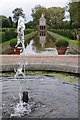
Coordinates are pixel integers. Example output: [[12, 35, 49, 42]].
[[1, 14, 79, 119], [10, 16, 31, 117], [14, 63, 25, 78]]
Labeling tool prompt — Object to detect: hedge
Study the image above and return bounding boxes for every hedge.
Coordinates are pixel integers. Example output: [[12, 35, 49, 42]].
[[5, 30, 17, 41], [50, 29, 77, 40], [24, 29, 35, 35], [0, 32, 6, 43]]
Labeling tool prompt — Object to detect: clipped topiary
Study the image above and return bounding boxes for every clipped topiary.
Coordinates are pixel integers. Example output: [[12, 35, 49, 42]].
[[10, 39, 17, 48], [55, 39, 69, 55], [55, 39, 69, 48]]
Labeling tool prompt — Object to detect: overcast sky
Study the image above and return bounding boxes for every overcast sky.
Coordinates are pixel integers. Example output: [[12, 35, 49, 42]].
[[0, 0, 70, 22]]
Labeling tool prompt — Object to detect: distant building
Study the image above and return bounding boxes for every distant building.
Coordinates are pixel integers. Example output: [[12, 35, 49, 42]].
[[38, 13, 47, 32]]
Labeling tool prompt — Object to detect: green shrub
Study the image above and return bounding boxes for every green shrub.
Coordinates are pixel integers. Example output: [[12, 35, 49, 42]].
[[0, 28, 2, 32], [2, 28, 16, 32], [10, 39, 23, 48], [0, 32, 2, 43], [50, 29, 77, 40], [55, 39, 69, 47], [24, 29, 35, 35], [5, 30, 17, 40], [2, 32, 6, 42], [10, 39, 17, 48], [2, 28, 7, 32], [0, 32, 6, 43]]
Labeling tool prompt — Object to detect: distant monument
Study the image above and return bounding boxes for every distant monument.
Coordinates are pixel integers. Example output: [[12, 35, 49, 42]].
[[15, 16, 25, 50], [38, 13, 47, 32]]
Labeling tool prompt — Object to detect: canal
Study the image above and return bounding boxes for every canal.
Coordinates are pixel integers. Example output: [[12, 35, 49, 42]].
[[22, 31, 78, 55], [3, 31, 78, 55]]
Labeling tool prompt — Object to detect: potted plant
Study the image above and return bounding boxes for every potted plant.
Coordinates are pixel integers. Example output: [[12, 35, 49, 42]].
[[55, 39, 69, 55], [10, 40, 21, 54]]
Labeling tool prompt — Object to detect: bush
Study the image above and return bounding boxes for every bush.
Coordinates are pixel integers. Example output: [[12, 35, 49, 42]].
[[2, 28, 16, 32], [0, 32, 2, 43], [0, 28, 2, 32], [2, 32, 6, 42], [0, 32, 6, 43], [5, 30, 17, 41], [10, 39, 17, 48], [55, 39, 69, 47], [24, 29, 35, 35], [50, 29, 77, 40], [0, 28, 17, 43]]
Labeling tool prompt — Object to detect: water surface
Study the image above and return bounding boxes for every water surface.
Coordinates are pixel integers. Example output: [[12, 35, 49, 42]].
[[1, 72, 79, 118]]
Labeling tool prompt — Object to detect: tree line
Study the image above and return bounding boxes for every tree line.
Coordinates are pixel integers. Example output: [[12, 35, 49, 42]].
[[0, 1, 80, 29]]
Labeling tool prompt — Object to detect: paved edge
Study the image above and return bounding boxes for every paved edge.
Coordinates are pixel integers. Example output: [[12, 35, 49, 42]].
[[0, 55, 80, 74]]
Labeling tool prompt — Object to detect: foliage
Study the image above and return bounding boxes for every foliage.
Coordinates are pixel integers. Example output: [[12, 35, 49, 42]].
[[2, 28, 16, 32], [47, 7, 64, 26], [55, 39, 69, 47], [10, 39, 17, 48], [2, 32, 6, 43], [0, 32, 2, 43], [9, 31, 37, 48], [12, 8, 25, 22], [50, 29, 78, 40], [31, 5, 65, 26], [0, 32, 7, 43], [9, 16, 13, 28], [1, 28, 17, 43], [48, 31, 80, 50], [25, 21, 35, 29], [0, 16, 14, 28], [31, 5, 47, 23], [69, 1, 80, 28], [1, 16, 11, 28], [24, 29, 35, 35], [1, 28, 35, 44], [5, 29, 17, 41], [0, 16, 2, 28]]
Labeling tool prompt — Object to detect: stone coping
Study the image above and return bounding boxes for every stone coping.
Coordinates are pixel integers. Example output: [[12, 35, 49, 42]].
[[0, 55, 80, 74]]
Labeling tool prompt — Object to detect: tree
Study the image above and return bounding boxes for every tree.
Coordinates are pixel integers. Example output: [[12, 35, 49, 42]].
[[69, 1, 80, 28], [0, 15, 3, 28], [31, 5, 65, 28], [31, 5, 47, 25], [25, 21, 34, 29], [47, 7, 65, 27], [12, 8, 25, 22], [9, 16, 13, 28], [0, 16, 11, 28]]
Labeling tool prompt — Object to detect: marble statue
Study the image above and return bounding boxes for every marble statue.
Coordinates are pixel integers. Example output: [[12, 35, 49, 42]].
[[15, 16, 25, 49]]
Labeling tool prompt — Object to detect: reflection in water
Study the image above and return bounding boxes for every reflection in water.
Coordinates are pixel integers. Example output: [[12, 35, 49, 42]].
[[39, 32, 46, 48], [24, 32, 58, 55]]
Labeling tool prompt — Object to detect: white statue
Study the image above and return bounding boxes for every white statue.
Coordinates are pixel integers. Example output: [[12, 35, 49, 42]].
[[15, 16, 25, 50]]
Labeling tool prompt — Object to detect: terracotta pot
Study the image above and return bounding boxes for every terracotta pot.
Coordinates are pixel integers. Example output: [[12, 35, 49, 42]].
[[12, 48, 21, 54], [56, 47, 67, 55]]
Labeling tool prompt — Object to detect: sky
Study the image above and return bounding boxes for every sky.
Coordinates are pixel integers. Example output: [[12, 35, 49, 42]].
[[0, 0, 70, 22]]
